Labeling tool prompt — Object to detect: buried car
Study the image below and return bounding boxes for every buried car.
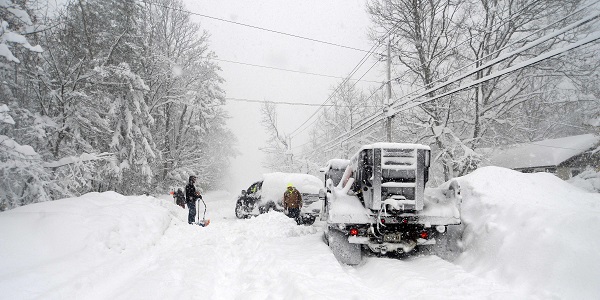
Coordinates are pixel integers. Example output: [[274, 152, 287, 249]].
[[235, 172, 324, 224]]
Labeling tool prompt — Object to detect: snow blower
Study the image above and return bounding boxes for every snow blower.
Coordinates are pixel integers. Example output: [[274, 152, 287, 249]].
[[197, 197, 210, 227]]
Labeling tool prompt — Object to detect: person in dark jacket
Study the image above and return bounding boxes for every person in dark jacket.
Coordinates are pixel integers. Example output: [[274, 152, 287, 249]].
[[283, 183, 302, 224], [173, 188, 186, 209], [185, 175, 202, 224]]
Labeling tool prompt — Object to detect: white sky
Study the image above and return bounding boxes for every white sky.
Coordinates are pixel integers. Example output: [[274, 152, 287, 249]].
[[182, 0, 386, 191]]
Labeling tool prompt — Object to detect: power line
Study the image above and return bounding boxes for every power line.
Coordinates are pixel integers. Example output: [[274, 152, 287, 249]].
[[287, 54, 383, 137], [335, 38, 600, 152], [389, 0, 600, 107], [225, 97, 382, 107], [289, 58, 384, 138], [286, 7, 599, 155], [290, 84, 389, 151], [292, 81, 389, 151], [384, 11, 600, 114], [140, 0, 393, 140], [527, 116, 590, 130], [292, 4, 549, 149], [288, 24, 401, 138], [140, 0, 371, 53], [318, 21, 600, 153], [291, 2, 599, 151], [213, 57, 381, 83], [389, 30, 600, 114]]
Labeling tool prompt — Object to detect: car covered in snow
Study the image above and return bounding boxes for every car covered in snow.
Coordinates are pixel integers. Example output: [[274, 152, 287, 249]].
[[235, 172, 324, 223]]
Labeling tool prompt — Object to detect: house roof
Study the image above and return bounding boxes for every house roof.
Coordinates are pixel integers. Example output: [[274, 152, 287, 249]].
[[480, 134, 600, 169]]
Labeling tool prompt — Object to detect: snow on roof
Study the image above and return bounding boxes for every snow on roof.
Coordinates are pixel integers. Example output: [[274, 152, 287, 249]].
[[481, 134, 600, 169]]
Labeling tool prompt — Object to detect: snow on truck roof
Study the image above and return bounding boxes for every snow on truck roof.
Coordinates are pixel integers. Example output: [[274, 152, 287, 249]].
[[322, 159, 351, 171], [358, 142, 431, 151]]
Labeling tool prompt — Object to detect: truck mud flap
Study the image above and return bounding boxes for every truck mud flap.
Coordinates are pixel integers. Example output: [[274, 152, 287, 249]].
[[328, 229, 362, 265]]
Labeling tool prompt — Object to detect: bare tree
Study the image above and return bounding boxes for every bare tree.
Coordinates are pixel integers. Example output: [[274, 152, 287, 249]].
[[367, 0, 597, 181], [368, 0, 466, 180], [260, 102, 298, 172], [302, 80, 385, 165]]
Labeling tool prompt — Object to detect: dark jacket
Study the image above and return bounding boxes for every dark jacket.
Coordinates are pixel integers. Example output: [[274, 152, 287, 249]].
[[175, 189, 185, 206], [283, 187, 302, 209], [186, 183, 197, 204]]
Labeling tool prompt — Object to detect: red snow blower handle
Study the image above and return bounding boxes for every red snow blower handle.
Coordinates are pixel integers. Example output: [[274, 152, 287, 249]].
[[197, 197, 210, 227]]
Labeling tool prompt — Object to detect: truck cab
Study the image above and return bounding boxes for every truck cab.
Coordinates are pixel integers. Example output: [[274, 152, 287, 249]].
[[319, 159, 351, 188]]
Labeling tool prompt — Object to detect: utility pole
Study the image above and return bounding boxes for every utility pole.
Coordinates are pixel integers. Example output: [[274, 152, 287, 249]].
[[287, 136, 293, 167], [385, 36, 393, 142]]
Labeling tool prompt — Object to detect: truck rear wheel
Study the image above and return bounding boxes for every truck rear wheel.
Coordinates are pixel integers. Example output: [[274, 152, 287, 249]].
[[328, 229, 362, 265]]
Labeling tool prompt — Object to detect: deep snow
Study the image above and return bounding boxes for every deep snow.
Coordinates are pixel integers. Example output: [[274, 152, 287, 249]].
[[1, 167, 599, 299]]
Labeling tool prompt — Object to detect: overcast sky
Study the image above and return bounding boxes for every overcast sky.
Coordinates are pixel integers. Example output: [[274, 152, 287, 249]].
[[182, 0, 387, 191]]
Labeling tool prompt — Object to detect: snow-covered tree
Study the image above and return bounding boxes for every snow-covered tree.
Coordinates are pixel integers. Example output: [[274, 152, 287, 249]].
[[139, 0, 231, 191], [0, 0, 235, 209], [0, 1, 64, 210]]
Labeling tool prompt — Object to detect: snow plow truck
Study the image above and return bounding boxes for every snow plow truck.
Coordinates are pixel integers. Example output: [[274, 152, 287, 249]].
[[319, 143, 461, 265]]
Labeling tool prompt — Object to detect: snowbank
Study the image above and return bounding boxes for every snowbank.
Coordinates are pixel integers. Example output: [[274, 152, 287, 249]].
[[455, 166, 600, 299], [0, 192, 186, 299], [422, 182, 461, 220]]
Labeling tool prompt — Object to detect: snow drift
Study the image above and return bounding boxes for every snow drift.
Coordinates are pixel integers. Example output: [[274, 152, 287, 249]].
[[455, 166, 600, 299], [1, 167, 599, 299], [0, 192, 183, 299]]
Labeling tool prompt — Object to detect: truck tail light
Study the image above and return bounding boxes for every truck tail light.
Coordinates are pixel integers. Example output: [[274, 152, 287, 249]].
[[420, 231, 429, 239], [349, 228, 359, 236]]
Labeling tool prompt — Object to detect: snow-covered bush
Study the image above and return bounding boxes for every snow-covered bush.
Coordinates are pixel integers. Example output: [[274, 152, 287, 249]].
[[568, 169, 600, 193]]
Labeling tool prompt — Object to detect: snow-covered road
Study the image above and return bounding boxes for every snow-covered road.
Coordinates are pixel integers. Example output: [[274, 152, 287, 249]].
[[3, 167, 600, 299], [114, 192, 520, 299]]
